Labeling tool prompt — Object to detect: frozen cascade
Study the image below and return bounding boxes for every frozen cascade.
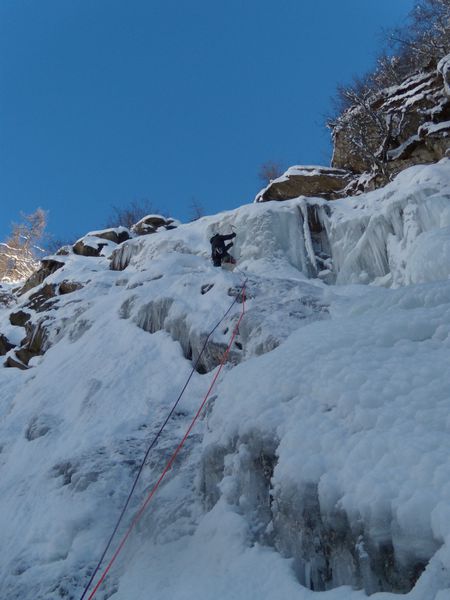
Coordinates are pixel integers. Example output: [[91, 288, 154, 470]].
[[199, 432, 432, 595], [132, 295, 239, 374], [325, 160, 450, 286], [1, 161, 450, 599], [271, 160, 450, 288]]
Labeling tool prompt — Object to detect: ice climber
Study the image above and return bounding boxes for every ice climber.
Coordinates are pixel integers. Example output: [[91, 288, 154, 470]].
[[210, 231, 236, 267]]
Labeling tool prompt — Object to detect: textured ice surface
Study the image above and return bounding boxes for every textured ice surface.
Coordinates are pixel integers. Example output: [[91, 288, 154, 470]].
[[326, 160, 450, 287]]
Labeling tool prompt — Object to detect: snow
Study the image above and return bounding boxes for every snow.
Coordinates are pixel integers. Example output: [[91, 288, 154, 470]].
[[206, 279, 450, 550], [387, 134, 420, 160], [1, 161, 450, 598], [419, 120, 450, 136], [384, 70, 434, 99]]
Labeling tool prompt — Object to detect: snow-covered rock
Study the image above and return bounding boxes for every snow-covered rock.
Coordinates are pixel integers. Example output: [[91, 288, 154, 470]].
[[132, 214, 180, 236], [85, 226, 131, 245], [73, 235, 118, 258], [332, 55, 450, 180], [255, 166, 353, 202]]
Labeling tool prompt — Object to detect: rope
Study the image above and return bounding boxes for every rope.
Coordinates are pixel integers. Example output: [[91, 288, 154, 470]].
[[80, 279, 247, 600]]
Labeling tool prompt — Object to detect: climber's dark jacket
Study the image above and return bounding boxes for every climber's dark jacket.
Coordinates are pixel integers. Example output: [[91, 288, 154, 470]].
[[210, 232, 236, 267]]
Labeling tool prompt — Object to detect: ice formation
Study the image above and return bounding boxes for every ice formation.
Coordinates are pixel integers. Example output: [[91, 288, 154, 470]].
[[0, 160, 450, 599]]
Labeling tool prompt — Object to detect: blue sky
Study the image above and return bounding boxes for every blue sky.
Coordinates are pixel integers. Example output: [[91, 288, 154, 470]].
[[0, 0, 414, 242]]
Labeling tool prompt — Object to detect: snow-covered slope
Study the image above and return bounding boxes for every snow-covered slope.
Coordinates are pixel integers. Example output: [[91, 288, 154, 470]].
[[1, 161, 450, 600]]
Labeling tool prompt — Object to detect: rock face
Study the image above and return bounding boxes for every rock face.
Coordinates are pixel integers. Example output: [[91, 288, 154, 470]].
[[332, 55, 450, 180], [72, 228, 132, 258], [5, 316, 52, 369], [255, 166, 353, 202], [254, 55, 450, 205], [25, 283, 58, 312]]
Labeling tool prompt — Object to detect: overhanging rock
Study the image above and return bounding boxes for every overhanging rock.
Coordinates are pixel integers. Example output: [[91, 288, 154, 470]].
[[255, 166, 354, 202]]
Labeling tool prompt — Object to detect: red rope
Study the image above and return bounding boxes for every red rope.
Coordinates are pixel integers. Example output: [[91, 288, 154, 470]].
[[86, 282, 247, 599]]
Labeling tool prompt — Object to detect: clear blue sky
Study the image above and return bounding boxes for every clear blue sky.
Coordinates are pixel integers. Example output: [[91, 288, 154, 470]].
[[0, 0, 414, 242]]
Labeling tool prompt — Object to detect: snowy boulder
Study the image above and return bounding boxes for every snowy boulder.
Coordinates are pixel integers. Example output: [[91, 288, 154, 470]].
[[73, 235, 116, 258], [58, 280, 84, 295], [84, 226, 131, 245], [9, 310, 31, 327], [255, 166, 353, 202], [132, 214, 180, 236]]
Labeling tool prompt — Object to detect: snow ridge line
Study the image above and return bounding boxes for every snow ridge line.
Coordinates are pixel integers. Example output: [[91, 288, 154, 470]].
[[81, 280, 248, 600]]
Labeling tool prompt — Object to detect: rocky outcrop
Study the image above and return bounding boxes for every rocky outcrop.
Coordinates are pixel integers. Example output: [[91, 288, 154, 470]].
[[5, 318, 51, 369], [73, 236, 111, 257], [254, 55, 450, 205], [2, 278, 82, 369], [73, 228, 130, 258], [10, 310, 31, 327], [84, 227, 131, 245], [25, 283, 58, 312], [132, 215, 179, 236], [255, 166, 353, 202], [332, 55, 450, 180], [19, 258, 65, 296]]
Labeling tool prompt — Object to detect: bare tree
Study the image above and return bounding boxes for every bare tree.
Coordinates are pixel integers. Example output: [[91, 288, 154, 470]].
[[331, 82, 394, 179], [258, 161, 285, 185], [105, 199, 161, 229], [388, 0, 450, 72], [44, 234, 78, 254], [0, 209, 47, 282], [189, 198, 205, 221]]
